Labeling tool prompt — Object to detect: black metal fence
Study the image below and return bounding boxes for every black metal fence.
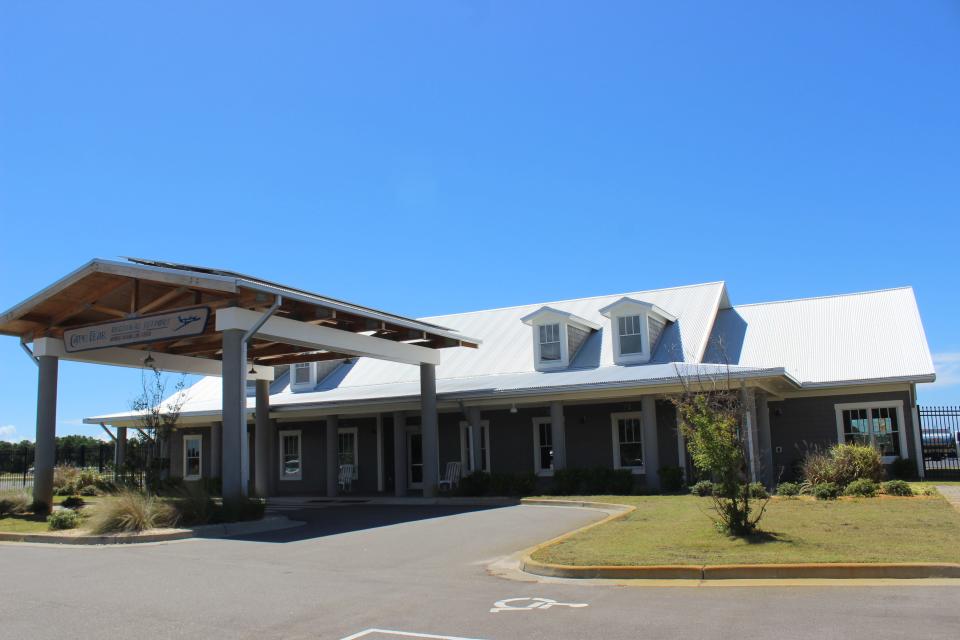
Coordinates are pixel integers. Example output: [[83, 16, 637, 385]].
[[919, 406, 960, 478], [0, 442, 150, 492]]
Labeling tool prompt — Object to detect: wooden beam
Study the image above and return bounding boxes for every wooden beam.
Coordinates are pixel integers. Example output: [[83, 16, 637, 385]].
[[130, 279, 139, 314], [89, 304, 129, 319], [48, 279, 130, 327], [136, 286, 189, 315], [253, 351, 350, 366]]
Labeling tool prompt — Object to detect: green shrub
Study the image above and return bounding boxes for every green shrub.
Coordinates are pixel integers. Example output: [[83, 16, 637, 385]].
[[0, 491, 31, 516], [802, 444, 884, 487], [454, 471, 491, 497], [61, 496, 86, 509], [748, 482, 769, 499], [551, 468, 586, 495], [889, 457, 917, 480], [169, 484, 216, 525], [882, 480, 914, 497], [53, 465, 81, 495], [813, 482, 841, 500], [550, 468, 633, 495], [659, 466, 685, 492], [88, 491, 179, 534], [79, 485, 98, 496], [776, 482, 800, 497], [690, 480, 715, 497], [47, 509, 81, 530], [844, 479, 878, 497]]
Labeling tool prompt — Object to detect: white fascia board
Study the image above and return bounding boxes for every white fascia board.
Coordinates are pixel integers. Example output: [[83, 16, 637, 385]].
[[598, 297, 677, 322], [96, 259, 238, 293], [216, 307, 441, 366], [519, 306, 602, 331], [32, 337, 275, 380]]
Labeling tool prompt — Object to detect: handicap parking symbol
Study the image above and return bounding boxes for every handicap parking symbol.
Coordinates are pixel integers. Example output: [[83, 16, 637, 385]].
[[489, 597, 588, 613]]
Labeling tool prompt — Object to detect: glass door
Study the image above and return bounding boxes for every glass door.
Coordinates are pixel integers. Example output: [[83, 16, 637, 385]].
[[407, 431, 423, 489]]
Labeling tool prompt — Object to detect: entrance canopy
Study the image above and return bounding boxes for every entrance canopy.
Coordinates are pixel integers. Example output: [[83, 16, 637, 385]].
[[1, 258, 480, 376]]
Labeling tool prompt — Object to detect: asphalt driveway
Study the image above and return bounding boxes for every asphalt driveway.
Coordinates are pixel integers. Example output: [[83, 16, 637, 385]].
[[1, 503, 958, 640]]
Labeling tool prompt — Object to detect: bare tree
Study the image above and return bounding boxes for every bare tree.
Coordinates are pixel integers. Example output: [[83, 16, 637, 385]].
[[131, 365, 188, 493]]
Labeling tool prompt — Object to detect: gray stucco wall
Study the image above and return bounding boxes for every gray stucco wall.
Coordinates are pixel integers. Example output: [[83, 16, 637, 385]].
[[272, 421, 327, 496], [768, 390, 916, 481], [170, 427, 212, 481]]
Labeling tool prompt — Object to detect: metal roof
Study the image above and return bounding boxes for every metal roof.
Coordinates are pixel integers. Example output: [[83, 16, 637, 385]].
[[703, 287, 936, 386]]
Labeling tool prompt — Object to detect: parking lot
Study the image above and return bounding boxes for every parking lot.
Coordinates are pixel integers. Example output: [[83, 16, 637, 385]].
[[2, 503, 958, 640]]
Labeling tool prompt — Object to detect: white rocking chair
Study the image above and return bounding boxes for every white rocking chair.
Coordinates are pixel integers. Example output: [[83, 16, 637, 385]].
[[438, 461, 462, 492], [338, 464, 354, 493]]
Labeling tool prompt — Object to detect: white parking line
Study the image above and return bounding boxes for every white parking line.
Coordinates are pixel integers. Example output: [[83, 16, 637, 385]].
[[339, 630, 488, 640]]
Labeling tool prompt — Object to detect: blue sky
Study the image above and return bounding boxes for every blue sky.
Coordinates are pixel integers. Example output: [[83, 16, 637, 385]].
[[1, 2, 958, 443]]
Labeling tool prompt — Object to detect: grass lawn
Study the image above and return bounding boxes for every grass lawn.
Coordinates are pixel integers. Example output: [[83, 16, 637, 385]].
[[0, 496, 106, 534], [532, 494, 960, 566]]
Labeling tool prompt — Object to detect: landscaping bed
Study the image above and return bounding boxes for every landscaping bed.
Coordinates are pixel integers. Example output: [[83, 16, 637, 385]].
[[531, 493, 960, 566]]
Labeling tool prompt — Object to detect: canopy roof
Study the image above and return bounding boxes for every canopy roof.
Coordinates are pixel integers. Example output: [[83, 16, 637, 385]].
[[1, 258, 480, 370]]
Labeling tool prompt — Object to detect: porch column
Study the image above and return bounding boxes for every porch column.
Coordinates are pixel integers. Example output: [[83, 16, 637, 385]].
[[326, 415, 339, 497], [169, 430, 183, 478], [115, 427, 127, 471], [641, 396, 660, 490], [221, 328, 248, 502], [467, 407, 483, 473], [210, 422, 222, 479], [254, 379, 271, 497], [755, 391, 774, 488], [420, 363, 439, 497], [549, 402, 566, 470], [740, 386, 760, 483], [393, 412, 407, 497], [33, 354, 59, 511], [676, 426, 688, 480]]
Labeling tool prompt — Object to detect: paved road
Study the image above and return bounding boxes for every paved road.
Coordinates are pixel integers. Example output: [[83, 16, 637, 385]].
[[2, 503, 958, 640]]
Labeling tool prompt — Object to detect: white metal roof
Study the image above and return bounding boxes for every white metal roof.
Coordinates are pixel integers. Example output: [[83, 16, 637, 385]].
[[703, 287, 936, 386]]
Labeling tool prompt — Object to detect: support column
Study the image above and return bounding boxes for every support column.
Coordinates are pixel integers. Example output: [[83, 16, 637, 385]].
[[676, 425, 688, 481], [755, 391, 774, 488], [420, 363, 439, 497], [210, 422, 222, 479], [254, 379, 271, 497], [467, 407, 483, 473], [169, 430, 183, 478], [115, 427, 127, 472], [221, 329, 248, 502], [740, 386, 760, 483], [393, 412, 407, 497], [33, 355, 58, 511], [549, 402, 566, 471], [641, 396, 660, 490], [326, 415, 339, 497]]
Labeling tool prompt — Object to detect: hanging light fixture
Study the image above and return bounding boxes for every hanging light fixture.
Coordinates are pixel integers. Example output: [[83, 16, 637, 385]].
[[143, 353, 155, 369], [510, 403, 518, 414]]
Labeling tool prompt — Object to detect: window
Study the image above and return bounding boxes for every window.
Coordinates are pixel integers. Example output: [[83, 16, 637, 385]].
[[291, 362, 313, 390], [338, 426, 359, 479], [183, 434, 202, 481], [539, 324, 561, 361], [835, 401, 906, 461], [460, 421, 491, 473], [532, 417, 553, 476], [617, 315, 644, 355], [611, 412, 644, 472], [279, 430, 302, 480]]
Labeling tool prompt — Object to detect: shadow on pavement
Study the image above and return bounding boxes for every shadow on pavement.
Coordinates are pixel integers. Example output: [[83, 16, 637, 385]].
[[233, 504, 510, 543]]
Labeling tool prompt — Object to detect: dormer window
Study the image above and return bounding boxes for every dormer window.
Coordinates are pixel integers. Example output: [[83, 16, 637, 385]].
[[521, 306, 600, 371], [599, 297, 676, 365], [539, 324, 561, 361], [292, 362, 313, 388], [290, 359, 344, 392]]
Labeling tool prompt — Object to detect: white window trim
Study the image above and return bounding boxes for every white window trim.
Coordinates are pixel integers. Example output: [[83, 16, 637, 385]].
[[833, 400, 908, 464], [459, 420, 491, 473], [611, 411, 646, 474], [182, 434, 202, 481], [290, 362, 316, 391], [611, 312, 653, 365], [278, 429, 302, 481], [531, 322, 571, 371], [532, 417, 554, 476], [338, 426, 359, 479]]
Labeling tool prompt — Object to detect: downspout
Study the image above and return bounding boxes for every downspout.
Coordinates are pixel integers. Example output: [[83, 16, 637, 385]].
[[20, 340, 39, 366], [243, 295, 283, 347]]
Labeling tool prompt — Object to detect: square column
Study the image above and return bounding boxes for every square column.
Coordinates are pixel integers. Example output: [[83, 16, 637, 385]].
[[641, 396, 660, 490], [549, 402, 566, 470], [210, 422, 222, 479], [755, 390, 774, 488], [254, 379, 271, 497], [393, 412, 407, 496], [467, 407, 483, 473], [32, 355, 59, 511], [740, 386, 760, 483], [326, 415, 339, 497], [221, 328, 249, 502], [114, 427, 127, 471], [420, 363, 439, 497]]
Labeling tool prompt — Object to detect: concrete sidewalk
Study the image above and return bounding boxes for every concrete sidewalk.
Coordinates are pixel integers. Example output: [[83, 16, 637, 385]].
[[936, 485, 960, 511]]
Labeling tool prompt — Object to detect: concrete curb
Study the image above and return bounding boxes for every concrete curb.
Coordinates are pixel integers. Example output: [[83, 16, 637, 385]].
[[0, 516, 301, 546], [518, 498, 960, 581]]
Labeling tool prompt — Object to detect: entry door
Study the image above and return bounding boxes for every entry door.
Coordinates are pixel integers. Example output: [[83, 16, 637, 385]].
[[407, 431, 423, 489]]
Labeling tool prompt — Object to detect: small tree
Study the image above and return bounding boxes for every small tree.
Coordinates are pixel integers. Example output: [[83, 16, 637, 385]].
[[131, 366, 188, 493], [674, 381, 768, 536]]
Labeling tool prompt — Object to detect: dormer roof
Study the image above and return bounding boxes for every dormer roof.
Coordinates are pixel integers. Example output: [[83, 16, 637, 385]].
[[598, 297, 677, 323], [519, 306, 602, 331]]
